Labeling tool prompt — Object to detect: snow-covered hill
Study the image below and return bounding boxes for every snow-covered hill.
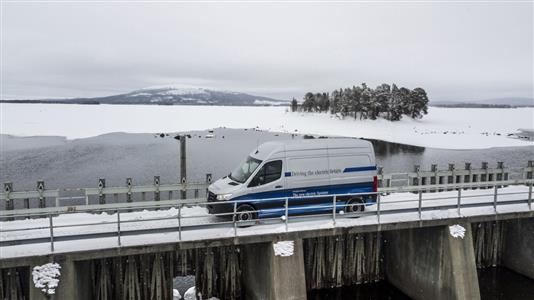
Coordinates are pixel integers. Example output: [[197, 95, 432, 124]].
[[74, 85, 288, 106]]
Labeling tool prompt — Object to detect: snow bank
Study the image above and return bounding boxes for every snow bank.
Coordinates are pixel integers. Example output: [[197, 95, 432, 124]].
[[449, 224, 466, 239], [273, 240, 294, 257], [32, 262, 61, 295], [1, 104, 532, 149], [173, 289, 181, 300]]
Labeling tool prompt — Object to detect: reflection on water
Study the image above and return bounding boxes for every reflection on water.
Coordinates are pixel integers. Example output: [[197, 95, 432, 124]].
[[308, 281, 410, 300], [478, 267, 534, 300]]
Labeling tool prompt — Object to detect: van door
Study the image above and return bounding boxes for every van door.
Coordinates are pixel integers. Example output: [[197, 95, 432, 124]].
[[245, 160, 285, 218]]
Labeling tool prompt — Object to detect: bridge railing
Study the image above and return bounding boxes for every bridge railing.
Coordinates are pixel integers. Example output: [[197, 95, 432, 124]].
[[1, 161, 532, 211], [1, 179, 532, 253]]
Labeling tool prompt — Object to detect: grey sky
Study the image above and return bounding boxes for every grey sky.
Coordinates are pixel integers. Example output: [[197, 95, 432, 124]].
[[1, 1, 533, 101]]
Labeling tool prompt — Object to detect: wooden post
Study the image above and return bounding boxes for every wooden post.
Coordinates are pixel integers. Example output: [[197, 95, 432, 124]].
[[180, 135, 187, 199], [98, 178, 106, 204], [154, 176, 160, 201], [448, 163, 455, 191]]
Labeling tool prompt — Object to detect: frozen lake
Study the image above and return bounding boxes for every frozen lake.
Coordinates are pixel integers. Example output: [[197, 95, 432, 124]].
[[1, 103, 533, 149]]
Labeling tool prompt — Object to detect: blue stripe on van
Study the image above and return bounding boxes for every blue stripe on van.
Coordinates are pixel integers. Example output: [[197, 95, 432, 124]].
[[343, 166, 377, 173], [232, 182, 374, 202], [284, 172, 292, 177]]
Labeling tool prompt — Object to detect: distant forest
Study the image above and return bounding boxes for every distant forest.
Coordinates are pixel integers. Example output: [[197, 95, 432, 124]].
[[291, 83, 429, 121]]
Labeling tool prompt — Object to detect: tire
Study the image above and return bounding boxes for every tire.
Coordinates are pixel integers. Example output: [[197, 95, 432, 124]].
[[345, 198, 365, 213], [235, 204, 258, 224]]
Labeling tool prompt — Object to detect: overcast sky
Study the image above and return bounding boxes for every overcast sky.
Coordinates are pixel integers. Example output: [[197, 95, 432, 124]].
[[1, 1, 532, 101]]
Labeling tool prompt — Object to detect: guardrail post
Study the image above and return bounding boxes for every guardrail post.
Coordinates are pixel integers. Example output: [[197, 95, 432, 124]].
[[233, 201, 237, 236], [37, 180, 46, 208], [418, 190, 423, 219], [206, 173, 212, 197], [377, 193, 381, 224], [117, 209, 121, 246], [154, 176, 160, 201], [528, 182, 532, 210], [180, 177, 186, 200], [4, 182, 13, 212], [448, 163, 455, 191], [178, 204, 182, 240], [126, 178, 133, 203], [526, 160, 533, 180], [457, 189, 462, 216], [98, 178, 106, 204], [180, 135, 187, 199], [413, 165, 420, 186], [285, 197, 289, 231], [49, 214, 55, 252], [332, 195, 336, 226], [493, 185, 498, 213]]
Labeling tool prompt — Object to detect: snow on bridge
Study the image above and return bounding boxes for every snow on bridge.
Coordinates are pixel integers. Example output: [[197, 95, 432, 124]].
[[1, 181, 532, 260]]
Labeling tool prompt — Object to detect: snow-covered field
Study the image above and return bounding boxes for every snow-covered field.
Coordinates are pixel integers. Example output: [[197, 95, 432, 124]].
[[1, 103, 533, 149]]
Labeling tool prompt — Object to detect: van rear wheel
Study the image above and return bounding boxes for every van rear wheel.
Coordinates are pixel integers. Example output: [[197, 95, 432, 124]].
[[345, 198, 364, 213], [235, 204, 258, 224]]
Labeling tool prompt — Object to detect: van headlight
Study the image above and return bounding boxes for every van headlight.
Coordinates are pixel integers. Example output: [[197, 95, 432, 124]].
[[216, 193, 233, 201]]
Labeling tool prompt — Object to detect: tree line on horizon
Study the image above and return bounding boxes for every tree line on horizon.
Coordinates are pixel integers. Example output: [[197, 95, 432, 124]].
[[290, 83, 429, 121]]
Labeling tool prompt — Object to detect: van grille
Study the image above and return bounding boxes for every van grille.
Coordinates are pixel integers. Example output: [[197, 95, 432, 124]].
[[208, 191, 217, 202]]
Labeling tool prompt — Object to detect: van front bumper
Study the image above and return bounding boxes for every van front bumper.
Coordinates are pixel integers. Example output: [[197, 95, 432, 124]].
[[207, 191, 235, 216]]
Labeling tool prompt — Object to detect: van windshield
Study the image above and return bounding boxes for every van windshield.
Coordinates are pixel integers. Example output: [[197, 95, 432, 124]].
[[229, 156, 262, 183]]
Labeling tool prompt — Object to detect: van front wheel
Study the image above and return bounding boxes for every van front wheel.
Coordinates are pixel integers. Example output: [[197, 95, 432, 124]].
[[235, 204, 258, 223], [345, 198, 364, 213]]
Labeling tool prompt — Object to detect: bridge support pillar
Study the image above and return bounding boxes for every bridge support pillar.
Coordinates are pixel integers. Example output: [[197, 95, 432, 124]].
[[242, 239, 307, 300], [384, 223, 480, 300], [29, 258, 91, 300], [502, 217, 534, 279]]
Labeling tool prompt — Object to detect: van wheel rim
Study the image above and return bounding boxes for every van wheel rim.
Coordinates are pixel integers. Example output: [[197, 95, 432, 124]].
[[239, 212, 251, 221]]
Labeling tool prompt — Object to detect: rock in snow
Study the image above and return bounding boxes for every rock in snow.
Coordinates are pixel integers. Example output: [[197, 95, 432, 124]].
[[449, 224, 466, 239], [273, 240, 295, 257], [32, 262, 61, 295]]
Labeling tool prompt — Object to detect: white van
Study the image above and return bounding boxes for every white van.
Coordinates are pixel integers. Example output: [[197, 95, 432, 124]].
[[207, 138, 377, 221]]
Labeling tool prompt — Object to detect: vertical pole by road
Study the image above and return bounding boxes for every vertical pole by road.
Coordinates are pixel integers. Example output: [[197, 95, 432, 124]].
[[332, 196, 336, 226], [180, 135, 187, 199], [528, 182, 532, 210], [493, 185, 498, 214], [49, 214, 55, 252], [117, 209, 121, 246], [285, 197, 289, 232], [418, 190, 423, 219], [98, 178, 106, 204], [37, 180, 45, 208], [457, 189, 462, 216]]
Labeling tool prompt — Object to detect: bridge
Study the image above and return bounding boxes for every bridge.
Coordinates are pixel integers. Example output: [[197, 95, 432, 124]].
[[1, 161, 533, 300]]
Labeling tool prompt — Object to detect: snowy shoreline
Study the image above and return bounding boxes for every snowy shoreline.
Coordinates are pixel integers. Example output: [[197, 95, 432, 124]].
[[1, 103, 533, 150]]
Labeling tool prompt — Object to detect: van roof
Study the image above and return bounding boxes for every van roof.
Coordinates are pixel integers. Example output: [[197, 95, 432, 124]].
[[250, 138, 373, 161]]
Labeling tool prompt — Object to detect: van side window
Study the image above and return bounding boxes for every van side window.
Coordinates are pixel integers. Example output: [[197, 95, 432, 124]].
[[248, 160, 282, 187]]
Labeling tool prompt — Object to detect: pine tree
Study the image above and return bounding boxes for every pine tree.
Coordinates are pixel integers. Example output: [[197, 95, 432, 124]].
[[291, 98, 298, 112]]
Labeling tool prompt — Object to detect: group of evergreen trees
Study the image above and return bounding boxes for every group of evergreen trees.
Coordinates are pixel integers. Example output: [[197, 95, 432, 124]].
[[290, 83, 429, 121]]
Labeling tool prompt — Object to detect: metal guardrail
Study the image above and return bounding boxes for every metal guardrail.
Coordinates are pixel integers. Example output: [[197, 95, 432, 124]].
[[3, 161, 533, 211], [1, 179, 532, 253]]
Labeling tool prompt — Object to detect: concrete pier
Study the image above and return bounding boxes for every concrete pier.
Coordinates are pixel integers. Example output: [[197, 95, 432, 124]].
[[29, 258, 91, 300], [502, 218, 534, 279], [384, 223, 480, 300], [242, 239, 307, 300]]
